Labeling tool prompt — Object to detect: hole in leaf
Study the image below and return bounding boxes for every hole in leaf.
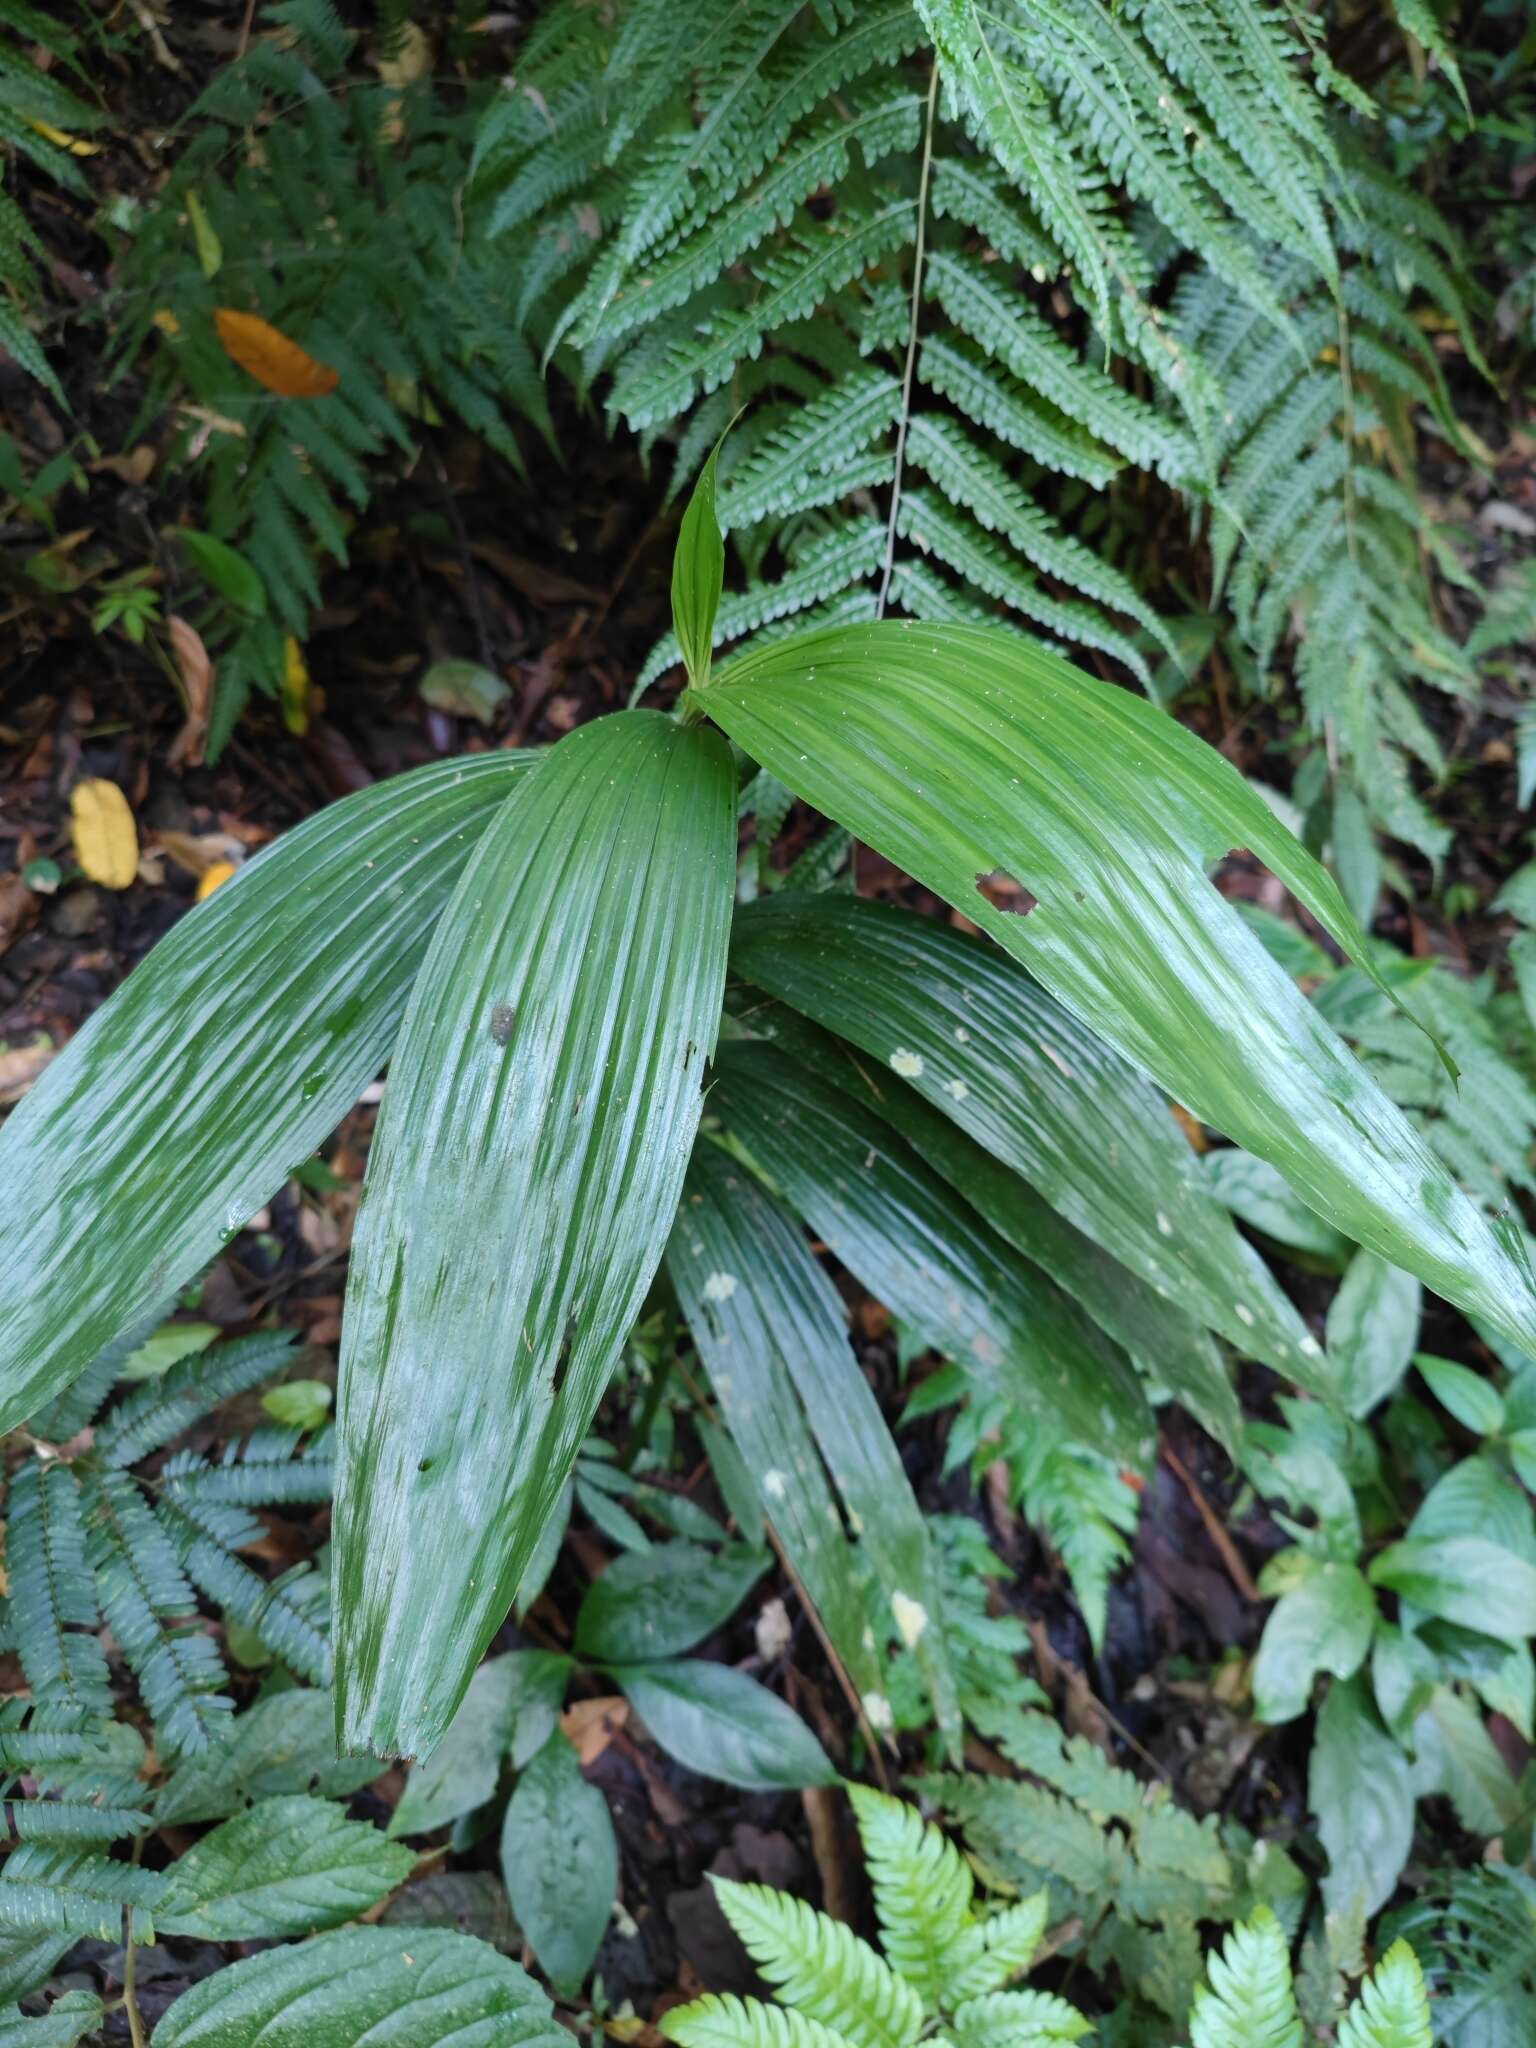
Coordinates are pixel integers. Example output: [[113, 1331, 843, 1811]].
[[975, 870, 1038, 916]]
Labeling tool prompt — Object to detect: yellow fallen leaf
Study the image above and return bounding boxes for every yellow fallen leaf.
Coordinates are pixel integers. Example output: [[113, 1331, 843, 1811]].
[[153, 308, 181, 337], [70, 779, 139, 890], [196, 860, 237, 900], [214, 308, 339, 398], [281, 635, 312, 734], [29, 119, 100, 156]]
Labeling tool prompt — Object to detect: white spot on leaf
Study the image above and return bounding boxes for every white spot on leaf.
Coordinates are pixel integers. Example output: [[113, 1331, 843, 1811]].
[[891, 1592, 929, 1647], [890, 1048, 925, 1079], [702, 1272, 738, 1304]]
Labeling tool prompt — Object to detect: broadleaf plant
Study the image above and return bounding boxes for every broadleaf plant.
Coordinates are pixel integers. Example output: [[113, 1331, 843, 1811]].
[[5, 458, 1536, 1763]]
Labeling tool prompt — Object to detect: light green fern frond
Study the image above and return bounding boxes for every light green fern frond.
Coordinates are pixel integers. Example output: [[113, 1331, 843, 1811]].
[[661, 1991, 854, 2048], [711, 1878, 923, 2048], [1335, 1941, 1432, 2048], [943, 1893, 1050, 2002], [949, 1987, 1092, 2046], [1188, 1909, 1303, 2048], [847, 1784, 975, 2008]]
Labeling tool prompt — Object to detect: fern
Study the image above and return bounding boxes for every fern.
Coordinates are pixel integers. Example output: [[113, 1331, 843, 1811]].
[[104, 2, 553, 752], [486, 0, 1493, 893], [907, 1372, 1138, 1654], [0, 0, 101, 400], [1188, 1909, 1304, 2048], [847, 1785, 974, 2008], [710, 1879, 924, 2048], [1334, 1943, 1433, 2048], [2, 1326, 329, 1764], [488, 0, 1351, 679], [663, 1789, 1057, 2048]]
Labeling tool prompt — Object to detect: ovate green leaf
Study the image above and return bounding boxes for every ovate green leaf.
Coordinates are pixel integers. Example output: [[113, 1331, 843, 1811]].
[[156, 1794, 415, 1937], [575, 1543, 768, 1664], [152, 1925, 567, 2048], [499, 1730, 616, 1997], [616, 1661, 838, 1791], [1310, 1679, 1417, 1916]]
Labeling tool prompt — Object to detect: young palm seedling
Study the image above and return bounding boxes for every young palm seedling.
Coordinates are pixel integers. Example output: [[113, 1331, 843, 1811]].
[[4, 445, 1534, 1761]]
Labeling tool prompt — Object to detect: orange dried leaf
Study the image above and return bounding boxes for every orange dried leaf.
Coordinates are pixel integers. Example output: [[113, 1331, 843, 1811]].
[[214, 308, 339, 398], [196, 860, 238, 901]]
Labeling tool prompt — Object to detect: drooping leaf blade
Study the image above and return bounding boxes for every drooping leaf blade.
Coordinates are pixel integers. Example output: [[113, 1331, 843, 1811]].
[[669, 1139, 956, 1740], [0, 752, 538, 1431], [710, 1043, 1156, 1468], [731, 993, 1242, 1448], [699, 623, 1536, 1355], [730, 892, 1310, 1386], [499, 1730, 616, 1997], [334, 711, 736, 1758]]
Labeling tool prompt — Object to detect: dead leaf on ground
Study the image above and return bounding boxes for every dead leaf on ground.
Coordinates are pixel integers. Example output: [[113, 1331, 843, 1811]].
[[70, 779, 139, 889], [166, 616, 214, 770], [0, 1038, 57, 1105], [560, 1695, 629, 1766]]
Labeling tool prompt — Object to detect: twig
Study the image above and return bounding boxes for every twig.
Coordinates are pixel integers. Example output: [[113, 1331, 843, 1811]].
[[122, 1912, 147, 2048], [1161, 1443, 1261, 1603], [875, 61, 940, 620]]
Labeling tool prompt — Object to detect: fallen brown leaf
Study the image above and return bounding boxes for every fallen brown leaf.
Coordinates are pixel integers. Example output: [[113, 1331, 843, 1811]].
[[166, 616, 215, 770]]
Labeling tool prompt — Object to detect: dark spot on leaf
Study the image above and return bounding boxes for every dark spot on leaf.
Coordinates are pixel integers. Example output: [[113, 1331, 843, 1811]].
[[975, 870, 1037, 916], [417, 1456, 433, 1472], [489, 1002, 516, 1045]]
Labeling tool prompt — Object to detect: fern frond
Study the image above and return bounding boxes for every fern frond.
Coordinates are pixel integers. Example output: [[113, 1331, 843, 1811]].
[[611, 199, 916, 428], [943, 1895, 1049, 2002], [160, 1501, 330, 1686], [949, 1988, 1092, 2045], [82, 1469, 231, 1759], [1334, 1941, 1432, 2048], [848, 1785, 974, 2007], [660, 1992, 852, 2048], [0, 1848, 164, 1943], [923, 251, 1193, 480], [1188, 1909, 1303, 2048], [719, 371, 901, 531], [712, 1878, 923, 2048], [6, 1464, 110, 1715], [93, 1331, 298, 1468]]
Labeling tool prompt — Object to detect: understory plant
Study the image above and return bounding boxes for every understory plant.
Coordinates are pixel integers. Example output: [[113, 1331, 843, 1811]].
[[660, 1784, 1435, 2046], [4, 453, 1534, 1774]]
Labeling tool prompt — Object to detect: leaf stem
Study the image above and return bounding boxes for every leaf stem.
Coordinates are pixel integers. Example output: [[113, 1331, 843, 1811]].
[[875, 61, 940, 621], [123, 1911, 147, 2048]]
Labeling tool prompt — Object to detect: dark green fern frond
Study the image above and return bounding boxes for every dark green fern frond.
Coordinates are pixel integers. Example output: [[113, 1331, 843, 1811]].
[[5, 1463, 110, 1715], [82, 1469, 232, 1759], [92, 1330, 299, 1470]]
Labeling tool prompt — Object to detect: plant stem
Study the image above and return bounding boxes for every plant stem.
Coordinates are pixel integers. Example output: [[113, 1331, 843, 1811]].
[[123, 1913, 147, 2048], [620, 1344, 673, 1471], [875, 61, 940, 620]]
